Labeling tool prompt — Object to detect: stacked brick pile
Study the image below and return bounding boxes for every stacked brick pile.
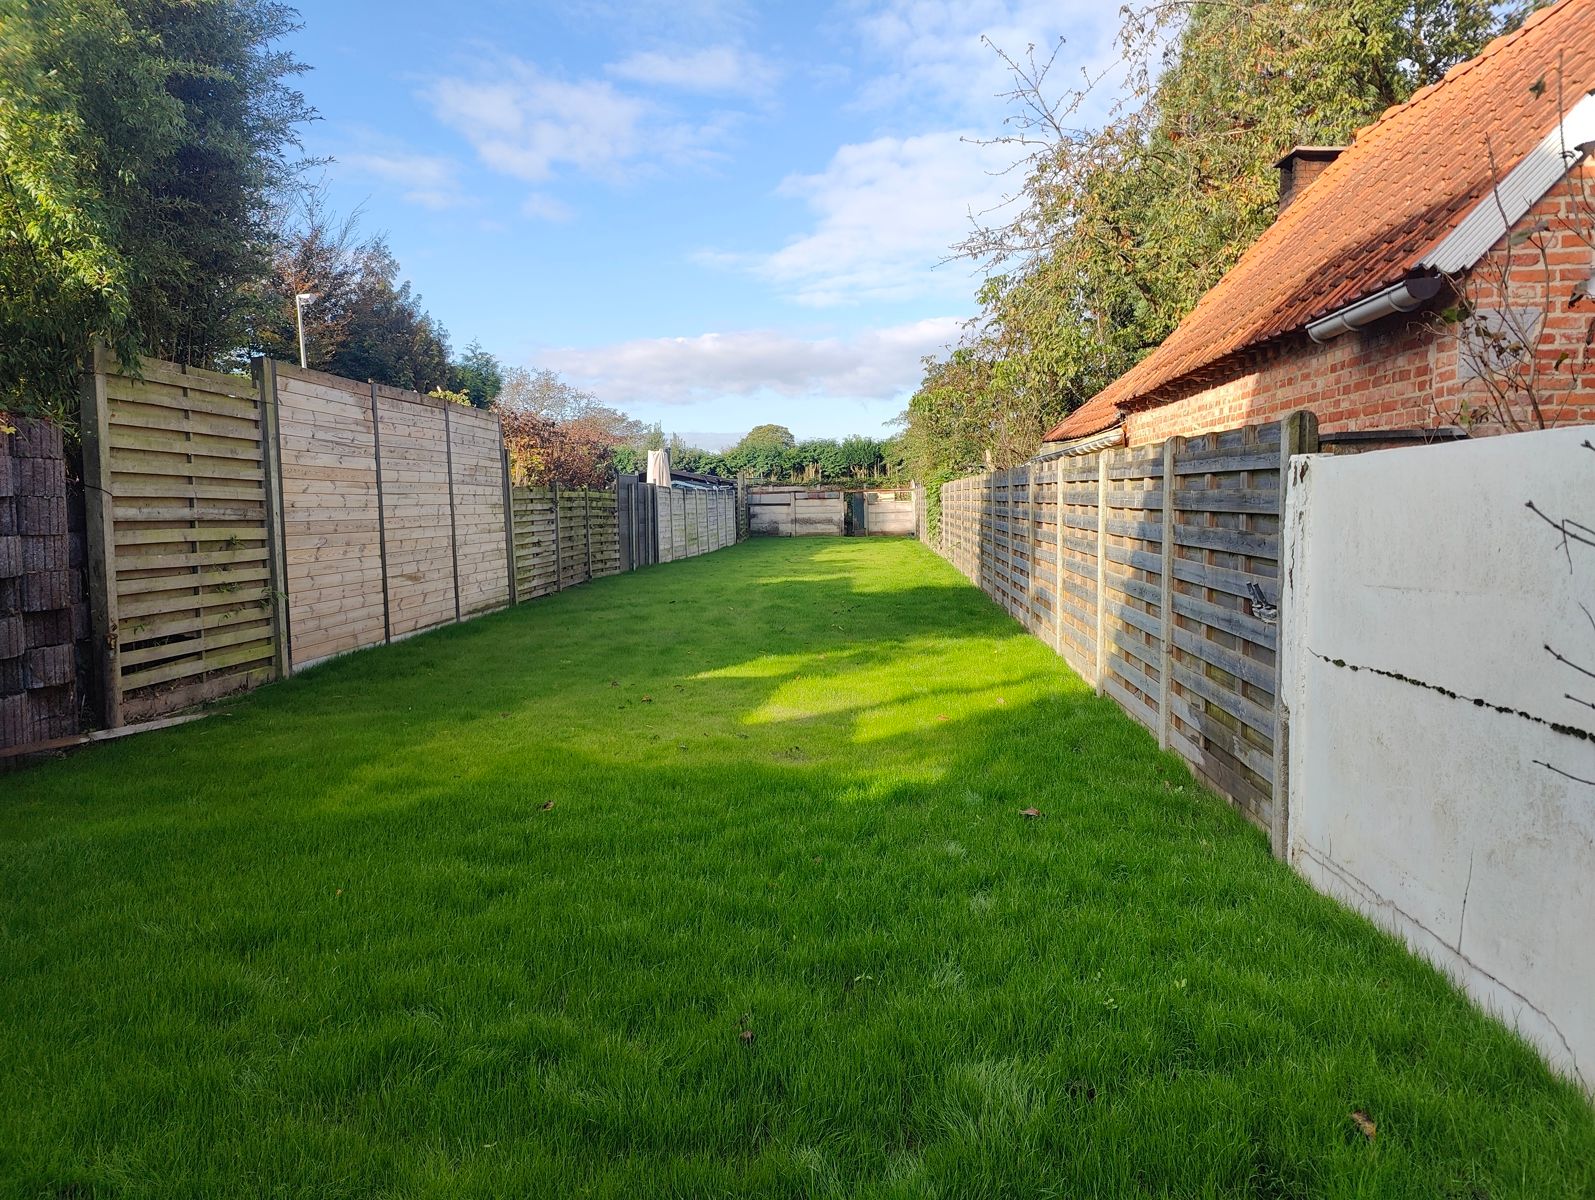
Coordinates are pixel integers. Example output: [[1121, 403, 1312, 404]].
[[1, 418, 86, 752]]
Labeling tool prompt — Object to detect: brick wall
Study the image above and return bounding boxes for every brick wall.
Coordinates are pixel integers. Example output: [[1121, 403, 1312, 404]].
[[1, 419, 88, 753], [1124, 164, 1595, 446]]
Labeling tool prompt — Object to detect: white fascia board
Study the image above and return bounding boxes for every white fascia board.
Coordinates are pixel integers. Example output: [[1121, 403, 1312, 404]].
[[1419, 90, 1595, 275]]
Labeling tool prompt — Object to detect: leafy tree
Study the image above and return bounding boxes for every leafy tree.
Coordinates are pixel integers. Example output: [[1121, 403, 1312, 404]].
[[900, 0, 1523, 481], [450, 340, 502, 409], [495, 366, 658, 486], [253, 189, 453, 392], [0, 0, 311, 420], [735, 424, 796, 452]]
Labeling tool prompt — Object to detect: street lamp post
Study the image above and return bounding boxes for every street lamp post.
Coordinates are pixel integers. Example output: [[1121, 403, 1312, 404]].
[[294, 292, 320, 369]]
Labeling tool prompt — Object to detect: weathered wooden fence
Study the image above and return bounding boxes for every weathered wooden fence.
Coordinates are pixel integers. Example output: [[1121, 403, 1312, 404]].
[[71, 349, 744, 734], [657, 487, 738, 562], [939, 413, 1317, 851]]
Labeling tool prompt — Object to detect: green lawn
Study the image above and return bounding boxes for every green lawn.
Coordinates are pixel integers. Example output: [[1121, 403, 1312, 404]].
[[3, 538, 1591, 1198]]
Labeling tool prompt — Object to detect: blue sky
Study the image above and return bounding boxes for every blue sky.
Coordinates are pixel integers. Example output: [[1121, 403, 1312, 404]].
[[287, 1, 1121, 445]]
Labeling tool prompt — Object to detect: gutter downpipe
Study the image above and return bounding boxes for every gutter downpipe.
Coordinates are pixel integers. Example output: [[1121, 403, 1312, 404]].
[[1305, 272, 1445, 343]]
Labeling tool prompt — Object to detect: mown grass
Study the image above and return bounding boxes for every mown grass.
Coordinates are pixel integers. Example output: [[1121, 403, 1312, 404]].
[[2, 537, 1591, 1198]]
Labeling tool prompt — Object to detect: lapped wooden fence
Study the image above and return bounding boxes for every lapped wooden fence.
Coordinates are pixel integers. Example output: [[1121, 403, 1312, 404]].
[[939, 413, 1317, 852], [79, 350, 742, 729]]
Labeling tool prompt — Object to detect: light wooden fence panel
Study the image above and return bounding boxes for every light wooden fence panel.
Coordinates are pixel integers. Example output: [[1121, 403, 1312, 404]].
[[84, 353, 742, 727], [87, 351, 280, 722], [271, 365, 387, 669], [447, 405, 510, 617], [376, 386, 454, 637], [1101, 445, 1165, 731], [1056, 458, 1100, 681]]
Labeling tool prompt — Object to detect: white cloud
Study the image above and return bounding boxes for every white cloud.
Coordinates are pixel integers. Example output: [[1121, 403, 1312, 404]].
[[608, 45, 778, 96], [429, 63, 654, 183], [851, 0, 1123, 122], [714, 131, 1018, 307], [537, 317, 966, 407], [521, 192, 575, 222], [339, 150, 472, 211], [559, 0, 754, 40]]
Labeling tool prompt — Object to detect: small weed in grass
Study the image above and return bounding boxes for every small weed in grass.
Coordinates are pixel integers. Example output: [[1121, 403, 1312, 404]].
[[2, 538, 1592, 1197]]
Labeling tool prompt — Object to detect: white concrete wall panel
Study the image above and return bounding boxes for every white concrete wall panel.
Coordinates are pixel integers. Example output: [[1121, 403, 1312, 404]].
[[1282, 427, 1595, 1090]]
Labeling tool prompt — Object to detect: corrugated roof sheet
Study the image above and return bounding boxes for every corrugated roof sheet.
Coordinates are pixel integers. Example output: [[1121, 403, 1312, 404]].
[[1044, 0, 1595, 442]]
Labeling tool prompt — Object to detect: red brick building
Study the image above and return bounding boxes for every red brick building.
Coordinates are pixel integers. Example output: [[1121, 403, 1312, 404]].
[[1042, 0, 1595, 452]]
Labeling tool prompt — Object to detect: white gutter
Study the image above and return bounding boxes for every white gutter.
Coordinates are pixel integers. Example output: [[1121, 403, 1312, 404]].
[[1306, 91, 1595, 344], [1035, 423, 1126, 460], [1306, 274, 1444, 342]]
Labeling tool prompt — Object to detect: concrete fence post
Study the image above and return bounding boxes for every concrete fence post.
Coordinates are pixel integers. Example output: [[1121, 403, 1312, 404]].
[[1271, 409, 1319, 860]]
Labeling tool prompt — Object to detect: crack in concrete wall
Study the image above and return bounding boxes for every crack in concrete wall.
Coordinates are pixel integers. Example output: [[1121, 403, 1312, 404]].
[[1308, 649, 1595, 744]]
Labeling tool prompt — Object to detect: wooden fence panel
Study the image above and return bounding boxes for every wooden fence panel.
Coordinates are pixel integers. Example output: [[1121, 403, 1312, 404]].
[[269, 365, 388, 670], [90, 352, 278, 721], [1100, 445, 1165, 730], [511, 487, 559, 597], [1166, 422, 1286, 831], [1056, 457, 1100, 682], [589, 490, 620, 577], [376, 386, 454, 638], [936, 413, 1316, 845], [557, 489, 590, 588], [448, 406, 510, 617]]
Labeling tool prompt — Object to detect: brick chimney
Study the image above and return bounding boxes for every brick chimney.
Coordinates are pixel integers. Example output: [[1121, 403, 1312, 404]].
[[1274, 146, 1344, 215]]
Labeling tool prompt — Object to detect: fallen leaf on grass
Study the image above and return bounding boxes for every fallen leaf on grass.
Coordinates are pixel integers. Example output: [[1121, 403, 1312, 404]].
[[936, 714, 949, 722], [1351, 1111, 1376, 1141], [540, 801, 555, 812], [1020, 807, 1043, 819]]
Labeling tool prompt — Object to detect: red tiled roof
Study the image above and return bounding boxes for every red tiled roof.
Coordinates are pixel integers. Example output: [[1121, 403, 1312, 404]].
[[1044, 0, 1595, 442]]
